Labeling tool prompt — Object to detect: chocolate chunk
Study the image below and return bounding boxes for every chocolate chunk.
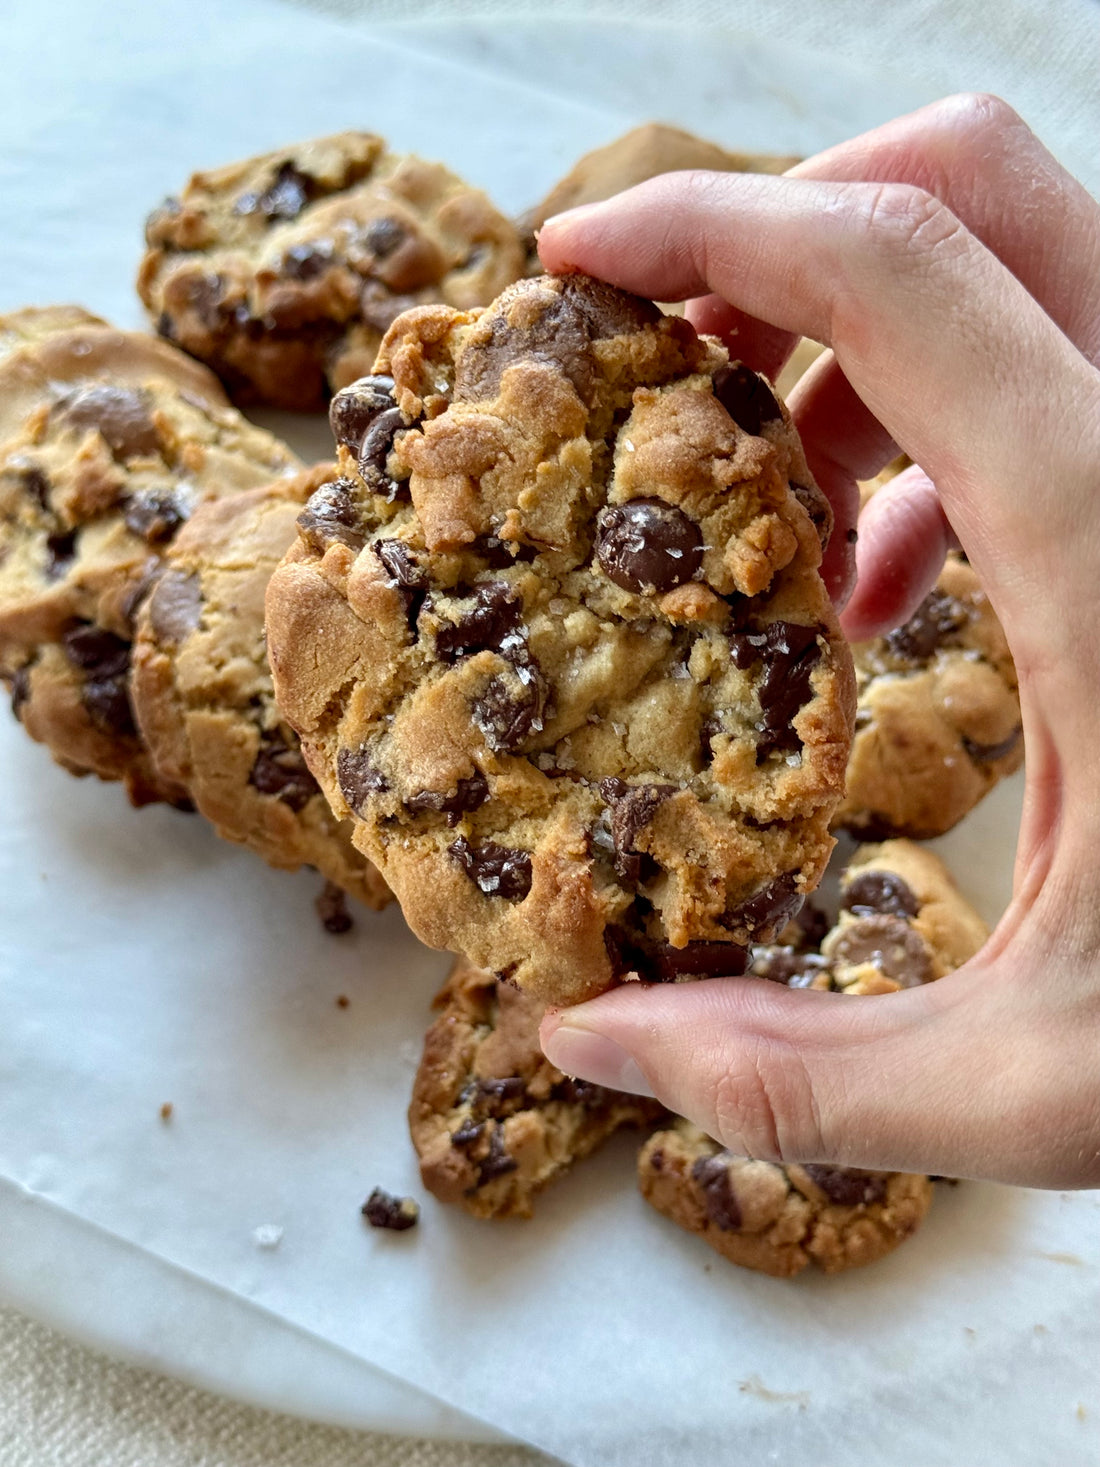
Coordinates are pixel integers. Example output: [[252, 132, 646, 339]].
[[281, 241, 333, 280], [799, 1164, 888, 1207], [361, 1187, 419, 1231], [328, 375, 396, 454], [61, 623, 130, 679], [830, 913, 933, 987], [791, 900, 830, 949], [238, 161, 316, 221], [476, 1126, 519, 1183], [476, 1076, 527, 1110], [363, 216, 407, 259], [123, 488, 187, 545], [53, 386, 159, 461], [595, 498, 704, 595], [18, 463, 50, 508], [691, 1153, 743, 1231], [316, 880, 353, 934], [885, 590, 967, 662], [337, 747, 388, 814], [842, 870, 920, 920], [448, 837, 532, 902], [552, 1076, 608, 1105], [454, 274, 660, 405], [297, 478, 367, 554], [599, 779, 676, 886], [372, 538, 426, 588], [712, 364, 782, 436], [45, 529, 77, 578], [181, 272, 227, 329], [642, 941, 749, 981], [250, 736, 319, 812], [358, 407, 411, 499], [147, 570, 202, 647], [727, 872, 804, 939], [451, 1118, 485, 1150], [9, 666, 30, 722], [790, 480, 833, 551], [83, 675, 135, 737], [963, 726, 1023, 765], [472, 652, 548, 752], [405, 770, 489, 824], [753, 947, 832, 987], [430, 582, 522, 661], [729, 621, 823, 760]]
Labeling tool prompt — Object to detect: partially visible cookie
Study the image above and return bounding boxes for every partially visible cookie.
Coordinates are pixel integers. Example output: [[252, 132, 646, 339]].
[[265, 273, 855, 1004], [131, 465, 389, 907], [835, 553, 1022, 839], [0, 308, 301, 804], [409, 956, 663, 1219], [638, 1121, 933, 1278], [138, 132, 527, 410]]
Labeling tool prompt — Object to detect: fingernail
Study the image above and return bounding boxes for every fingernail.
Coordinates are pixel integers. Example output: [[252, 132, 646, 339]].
[[541, 1022, 655, 1098], [539, 202, 599, 232]]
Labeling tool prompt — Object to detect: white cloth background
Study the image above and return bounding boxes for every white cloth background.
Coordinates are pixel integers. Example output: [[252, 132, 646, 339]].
[[2, 1, 1097, 1463]]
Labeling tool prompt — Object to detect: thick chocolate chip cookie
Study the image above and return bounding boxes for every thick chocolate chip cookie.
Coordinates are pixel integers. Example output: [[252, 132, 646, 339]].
[[639, 840, 987, 1276], [835, 553, 1022, 839], [0, 308, 300, 804], [265, 274, 855, 1004], [130, 465, 389, 906], [410, 955, 663, 1220], [138, 132, 527, 410]]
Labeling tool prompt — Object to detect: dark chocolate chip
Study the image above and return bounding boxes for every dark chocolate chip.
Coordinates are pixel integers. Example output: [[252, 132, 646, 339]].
[[842, 870, 920, 920], [83, 675, 136, 737], [885, 589, 968, 662], [649, 1147, 665, 1172], [19, 463, 51, 509], [477, 1076, 527, 1109], [328, 375, 396, 455], [360, 1187, 419, 1231], [45, 530, 77, 579], [238, 161, 316, 221], [358, 406, 412, 500], [250, 736, 319, 812], [372, 538, 426, 588], [61, 624, 131, 679], [315, 880, 353, 934], [363, 216, 407, 259], [691, 1153, 743, 1231], [753, 947, 832, 987], [430, 582, 522, 662], [475, 535, 538, 568], [830, 913, 933, 987], [472, 652, 547, 752], [281, 241, 334, 280], [598, 779, 676, 886], [640, 941, 750, 981], [9, 666, 30, 722], [405, 770, 489, 825], [451, 1119, 485, 1150], [53, 386, 159, 461], [846, 527, 858, 544], [963, 726, 1023, 765], [552, 1076, 608, 1105], [799, 1164, 888, 1207], [147, 570, 202, 647], [595, 498, 704, 595], [337, 747, 388, 814], [727, 872, 804, 939], [729, 621, 823, 760], [448, 836, 532, 901], [790, 480, 833, 551], [297, 478, 367, 554], [712, 364, 782, 436], [123, 488, 188, 545], [791, 900, 830, 949], [476, 1126, 519, 1183]]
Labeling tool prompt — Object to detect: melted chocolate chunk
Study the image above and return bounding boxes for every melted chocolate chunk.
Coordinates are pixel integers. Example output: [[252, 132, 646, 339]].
[[250, 736, 319, 812], [963, 726, 1023, 765], [643, 941, 750, 981], [238, 161, 316, 221], [799, 1164, 888, 1207], [476, 1126, 519, 1184], [297, 478, 366, 554], [62, 623, 131, 679], [123, 488, 187, 545], [53, 386, 159, 461], [147, 570, 202, 646], [472, 651, 548, 752], [448, 837, 532, 902], [359, 407, 411, 499], [830, 913, 932, 987], [361, 1187, 419, 1231], [727, 872, 804, 939], [337, 747, 388, 814], [363, 216, 407, 259], [405, 770, 489, 824], [842, 870, 920, 920], [83, 675, 136, 736], [316, 880, 353, 934], [281, 242, 333, 281], [885, 590, 967, 662], [372, 538, 426, 588], [712, 364, 782, 436], [598, 779, 676, 886], [595, 498, 704, 595], [430, 582, 522, 661], [45, 530, 77, 578], [753, 947, 832, 988], [691, 1153, 743, 1231], [9, 666, 30, 722], [729, 621, 823, 760], [328, 375, 396, 454]]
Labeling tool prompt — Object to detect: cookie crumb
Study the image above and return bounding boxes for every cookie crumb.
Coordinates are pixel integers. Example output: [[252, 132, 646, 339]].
[[159, 1102, 173, 1122], [252, 1223, 284, 1249], [361, 1188, 419, 1231], [316, 880, 354, 934], [1077, 1404, 1087, 1422], [335, 994, 350, 1009]]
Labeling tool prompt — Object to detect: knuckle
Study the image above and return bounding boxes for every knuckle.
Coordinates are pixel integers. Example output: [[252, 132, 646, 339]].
[[710, 1040, 824, 1163], [859, 182, 962, 258], [937, 91, 1024, 145]]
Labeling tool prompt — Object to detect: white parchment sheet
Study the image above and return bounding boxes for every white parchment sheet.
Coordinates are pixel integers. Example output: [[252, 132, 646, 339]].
[[1, 2, 1098, 1462]]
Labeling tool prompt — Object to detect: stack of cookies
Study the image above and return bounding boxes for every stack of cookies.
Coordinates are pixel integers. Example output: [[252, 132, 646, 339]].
[[0, 124, 1020, 1280]]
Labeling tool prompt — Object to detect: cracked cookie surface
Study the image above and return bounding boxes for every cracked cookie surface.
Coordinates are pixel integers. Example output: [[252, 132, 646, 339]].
[[265, 273, 854, 1003], [409, 955, 663, 1220], [138, 131, 527, 410], [131, 464, 389, 907], [0, 307, 300, 804]]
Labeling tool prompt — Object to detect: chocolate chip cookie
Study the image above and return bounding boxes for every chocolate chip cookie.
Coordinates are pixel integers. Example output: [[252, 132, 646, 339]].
[[836, 552, 1022, 839], [0, 307, 301, 804], [130, 464, 389, 906], [639, 839, 987, 1275], [138, 132, 527, 410], [265, 273, 855, 1004], [409, 955, 663, 1220]]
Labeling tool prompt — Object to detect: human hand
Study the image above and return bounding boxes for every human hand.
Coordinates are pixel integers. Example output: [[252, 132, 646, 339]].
[[536, 94, 1100, 1188]]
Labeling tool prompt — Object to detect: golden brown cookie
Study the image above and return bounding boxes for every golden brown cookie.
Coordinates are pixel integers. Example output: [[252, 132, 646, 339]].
[[409, 956, 663, 1220], [138, 132, 527, 410], [130, 465, 389, 907], [265, 273, 855, 1004], [0, 307, 300, 804]]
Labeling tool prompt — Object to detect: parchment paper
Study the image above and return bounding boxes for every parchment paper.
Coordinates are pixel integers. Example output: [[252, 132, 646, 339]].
[[1, 2, 1097, 1463]]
